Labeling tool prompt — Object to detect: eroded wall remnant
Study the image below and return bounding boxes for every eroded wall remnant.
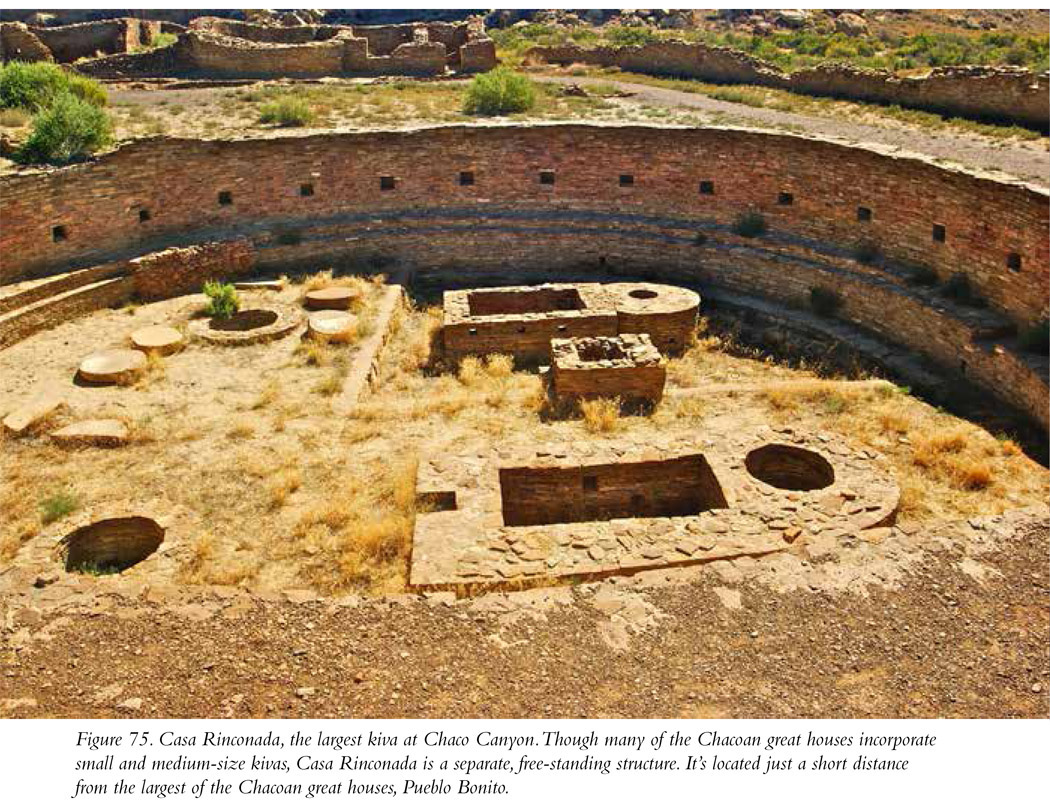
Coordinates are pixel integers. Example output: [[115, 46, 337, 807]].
[[528, 40, 1050, 131], [65, 15, 496, 79]]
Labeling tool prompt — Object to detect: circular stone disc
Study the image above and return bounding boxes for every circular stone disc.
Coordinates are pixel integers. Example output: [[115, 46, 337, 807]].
[[304, 286, 359, 310], [130, 325, 184, 356], [308, 310, 357, 342], [77, 349, 147, 385]]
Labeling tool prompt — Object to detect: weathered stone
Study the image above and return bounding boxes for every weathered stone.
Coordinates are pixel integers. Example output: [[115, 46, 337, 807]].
[[130, 325, 185, 356], [50, 419, 129, 448], [2, 393, 64, 436], [77, 349, 146, 385]]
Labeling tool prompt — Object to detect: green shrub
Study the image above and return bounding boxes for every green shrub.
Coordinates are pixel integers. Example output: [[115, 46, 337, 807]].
[[258, 96, 316, 127], [809, 286, 842, 317], [732, 210, 767, 238], [852, 239, 881, 265], [605, 26, 661, 48], [1019, 319, 1049, 355], [463, 67, 537, 116], [0, 61, 106, 111], [908, 264, 939, 286], [202, 280, 240, 319], [15, 92, 112, 165], [40, 490, 80, 525]]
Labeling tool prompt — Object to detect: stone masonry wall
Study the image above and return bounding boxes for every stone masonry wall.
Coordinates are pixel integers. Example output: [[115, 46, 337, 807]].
[[0, 124, 1044, 427], [30, 18, 159, 63], [0, 22, 53, 62], [130, 239, 255, 301], [529, 42, 1049, 131]]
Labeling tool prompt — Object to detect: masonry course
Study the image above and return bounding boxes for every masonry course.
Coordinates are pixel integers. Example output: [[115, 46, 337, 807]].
[[0, 123, 1045, 430]]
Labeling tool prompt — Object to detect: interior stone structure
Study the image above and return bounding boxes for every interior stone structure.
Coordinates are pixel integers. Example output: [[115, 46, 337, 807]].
[[548, 334, 667, 404], [411, 425, 900, 588], [441, 281, 700, 362]]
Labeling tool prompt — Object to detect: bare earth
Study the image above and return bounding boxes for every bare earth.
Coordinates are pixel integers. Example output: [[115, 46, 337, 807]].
[[1, 518, 1047, 718]]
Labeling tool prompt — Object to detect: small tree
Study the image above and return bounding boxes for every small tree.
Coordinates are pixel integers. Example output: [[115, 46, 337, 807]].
[[202, 280, 240, 319], [16, 92, 112, 165], [463, 67, 537, 116]]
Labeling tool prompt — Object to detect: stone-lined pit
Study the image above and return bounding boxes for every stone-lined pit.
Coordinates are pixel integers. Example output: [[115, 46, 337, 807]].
[[63, 516, 164, 575], [499, 454, 728, 527], [210, 309, 278, 332], [188, 303, 302, 345], [745, 444, 836, 491]]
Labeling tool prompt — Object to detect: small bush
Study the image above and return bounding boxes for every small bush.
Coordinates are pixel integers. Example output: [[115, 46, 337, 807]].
[[852, 239, 881, 264], [258, 96, 316, 127], [908, 264, 939, 286], [202, 280, 240, 319], [732, 210, 767, 238], [1019, 319, 1049, 355], [16, 92, 112, 165], [809, 286, 842, 317], [463, 67, 537, 116], [40, 490, 80, 525], [0, 61, 106, 111]]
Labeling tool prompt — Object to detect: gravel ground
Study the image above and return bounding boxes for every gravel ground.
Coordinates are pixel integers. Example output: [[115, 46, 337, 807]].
[[2, 521, 1046, 719]]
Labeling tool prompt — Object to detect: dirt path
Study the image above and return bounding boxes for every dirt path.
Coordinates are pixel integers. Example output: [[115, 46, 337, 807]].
[[3, 518, 1046, 718], [539, 75, 1050, 187]]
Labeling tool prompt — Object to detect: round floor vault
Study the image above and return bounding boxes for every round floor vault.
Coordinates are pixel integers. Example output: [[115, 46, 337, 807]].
[[188, 303, 303, 345]]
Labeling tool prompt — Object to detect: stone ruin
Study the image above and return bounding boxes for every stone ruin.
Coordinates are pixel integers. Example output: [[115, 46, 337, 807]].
[[38, 14, 498, 80], [411, 426, 900, 588], [548, 334, 667, 405], [441, 282, 700, 363]]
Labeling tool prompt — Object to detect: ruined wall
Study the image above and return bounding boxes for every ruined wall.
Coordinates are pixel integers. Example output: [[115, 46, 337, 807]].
[[130, 238, 254, 301], [0, 124, 1045, 426], [187, 17, 338, 44], [0, 22, 53, 62], [529, 42, 1050, 131], [30, 18, 159, 63]]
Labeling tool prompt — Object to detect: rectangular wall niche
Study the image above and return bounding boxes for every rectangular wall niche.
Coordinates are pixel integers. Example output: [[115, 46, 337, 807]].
[[467, 287, 584, 317], [499, 454, 727, 527]]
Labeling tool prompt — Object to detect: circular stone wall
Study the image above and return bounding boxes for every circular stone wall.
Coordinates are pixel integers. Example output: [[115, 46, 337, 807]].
[[608, 282, 701, 354], [1, 125, 1045, 430], [188, 304, 302, 345], [63, 517, 164, 574], [745, 444, 836, 491]]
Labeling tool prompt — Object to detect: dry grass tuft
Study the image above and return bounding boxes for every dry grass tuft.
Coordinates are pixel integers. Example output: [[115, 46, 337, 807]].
[[267, 468, 302, 509], [252, 379, 282, 410], [226, 419, 255, 439], [277, 457, 418, 594], [581, 397, 621, 433]]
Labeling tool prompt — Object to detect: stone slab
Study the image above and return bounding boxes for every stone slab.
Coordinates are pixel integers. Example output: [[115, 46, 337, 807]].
[[77, 349, 147, 385], [50, 419, 129, 448], [2, 393, 65, 436]]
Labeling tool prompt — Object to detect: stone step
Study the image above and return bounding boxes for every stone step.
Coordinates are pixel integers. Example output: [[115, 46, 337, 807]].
[[0, 275, 133, 351], [0, 261, 127, 317]]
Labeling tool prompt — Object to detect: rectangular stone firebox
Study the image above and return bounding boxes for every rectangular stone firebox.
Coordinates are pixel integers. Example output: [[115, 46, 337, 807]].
[[549, 334, 666, 404], [499, 454, 726, 526]]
